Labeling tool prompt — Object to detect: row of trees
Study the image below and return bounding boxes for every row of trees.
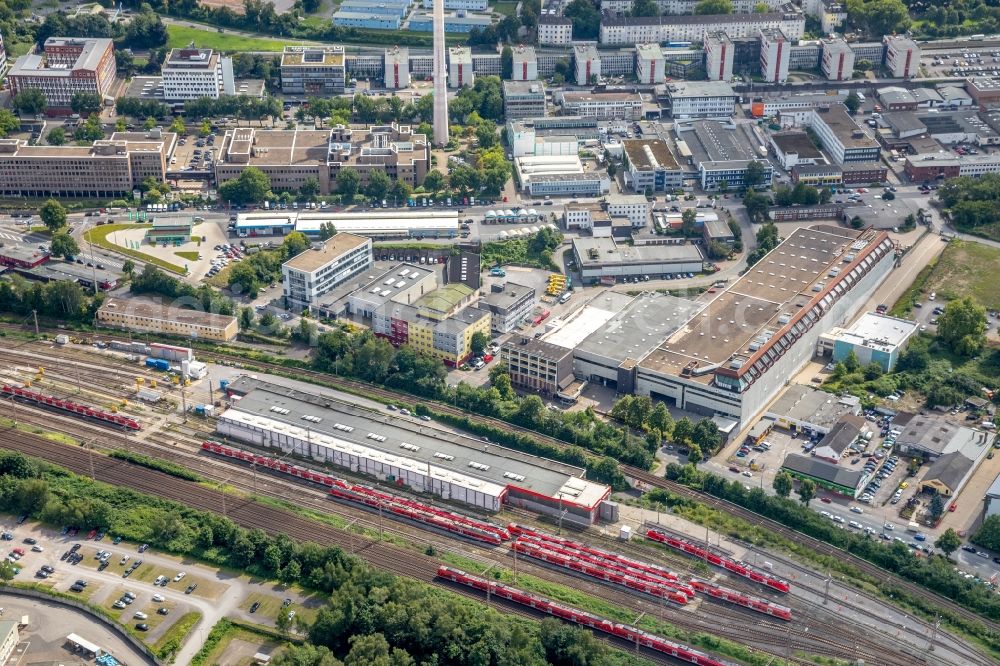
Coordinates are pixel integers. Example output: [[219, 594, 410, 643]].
[[939, 173, 1000, 238], [130, 264, 235, 316], [227, 231, 311, 299], [608, 395, 723, 462], [184, 95, 283, 122], [772, 183, 832, 208]]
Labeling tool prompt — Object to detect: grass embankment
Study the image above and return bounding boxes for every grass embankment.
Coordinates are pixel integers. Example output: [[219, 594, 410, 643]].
[[153, 610, 201, 661], [84, 224, 187, 275], [175, 251, 201, 262], [109, 450, 204, 482], [191, 619, 287, 666], [166, 25, 292, 52]]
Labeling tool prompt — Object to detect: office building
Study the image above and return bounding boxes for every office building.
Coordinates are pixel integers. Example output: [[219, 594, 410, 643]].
[[501, 337, 576, 395], [0, 33, 7, 74], [635, 43, 666, 84], [554, 91, 643, 120], [282, 233, 372, 310], [665, 81, 737, 119], [8, 37, 116, 112], [506, 116, 601, 158], [238, 210, 457, 240], [98, 297, 238, 341], [759, 28, 790, 83], [0, 130, 175, 198], [511, 45, 538, 81], [346, 263, 438, 318], [821, 38, 855, 81], [634, 226, 895, 425], [480, 282, 537, 334], [599, 12, 805, 46], [574, 44, 602, 85], [422, 0, 487, 8], [280, 46, 346, 95], [705, 32, 735, 82], [448, 46, 473, 88], [748, 92, 848, 118], [162, 48, 234, 101], [622, 139, 683, 193], [606, 193, 653, 227], [806, 104, 880, 164], [884, 35, 919, 79], [768, 131, 822, 170], [515, 155, 611, 197], [904, 152, 1000, 180], [409, 10, 493, 32], [538, 15, 573, 46], [221, 377, 612, 523], [676, 120, 774, 190], [820, 312, 918, 373], [0, 621, 17, 665], [383, 46, 410, 90], [216, 124, 429, 196], [503, 81, 546, 120], [703, 218, 736, 246], [332, 12, 400, 29], [573, 236, 703, 283]]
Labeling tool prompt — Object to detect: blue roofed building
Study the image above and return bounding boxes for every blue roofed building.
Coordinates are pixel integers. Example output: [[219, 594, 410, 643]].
[[332, 12, 401, 29], [408, 10, 493, 32]]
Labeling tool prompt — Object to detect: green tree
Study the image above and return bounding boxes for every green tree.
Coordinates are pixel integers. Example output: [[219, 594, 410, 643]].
[[47, 127, 66, 146], [470, 331, 489, 356], [647, 402, 674, 440], [935, 528, 962, 558], [423, 170, 446, 192], [239, 306, 255, 330], [797, 478, 816, 505], [336, 169, 360, 202], [844, 91, 862, 115], [501, 46, 513, 79], [937, 296, 988, 356], [391, 179, 413, 205], [0, 109, 20, 139], [681, 208, 697, 237], [228, 262, 261, 298], [850, 215, 864, 229], [845, 0, 910, 40], [687, 443, 703, 464], [71, 91, 102, 116], [695, 0, 733, 12], [930, 493, 945, 519], [199, 120, 212, 137], [842, 349, 861, 372], [744, 160, 766, 189], [121, 259, 135, 278], [672, 416, 695, 444], [753, 1, 769, 10], [116, 117, 126, 132], [300, 177, 321, 198], [974, 514, 1000, 551], [50, 232, 80, 259], [563, 0, 601, 39], [366, 170, 392, 202], [143, 116, 157, 130], [629, 0, 659, 15], [169, 117, 187, 134], [318, 222, 337, 240], [0, 559, 16, 584], [743, 189, 770, 224], [773, 471, 793, 498], [219, 167, 272, 205], [74, 115, 104, 142], [40, 199, 67, 232], [13, 89, 46, 115], [283, 232, 311, 259]]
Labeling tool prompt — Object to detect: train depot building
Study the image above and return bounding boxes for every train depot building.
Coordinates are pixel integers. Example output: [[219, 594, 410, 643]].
[[220, 377, 612, 524]]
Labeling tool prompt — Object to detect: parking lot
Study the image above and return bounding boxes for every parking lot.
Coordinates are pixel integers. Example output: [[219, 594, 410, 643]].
[[169, 131, 218, 174], [923, 48, 1000, 78]]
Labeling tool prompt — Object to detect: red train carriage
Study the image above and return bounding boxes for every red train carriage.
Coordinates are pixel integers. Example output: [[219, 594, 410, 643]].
[[688, 579, 791, 621], [2, 384, 141, 431], [646, 528, 790, 594], [437, 567, 731, 666]]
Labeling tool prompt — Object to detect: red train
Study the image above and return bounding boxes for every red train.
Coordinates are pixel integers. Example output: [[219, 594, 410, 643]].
[[200, 441, 509, 545], [689, 579, 792, 621], [437, 566, 731, 666], [512, 538, 690, 605], [1, 384, 141, 431], [645, 528, 791, 594], [516, 535, 696, 599], [508, 523, 687, 586]]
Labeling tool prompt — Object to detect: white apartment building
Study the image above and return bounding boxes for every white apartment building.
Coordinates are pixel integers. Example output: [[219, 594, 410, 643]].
[[384, 46, 410, 89], [555, 91, 644, 120], [511, 45, 538, 81], [422, 0, 487, 8], [538, 15, 573, 46], [635, 43, 666, 85], [162, 48, 234, 101], [666, 81, 737, 119], [704, 32, 734, 82], [602, 0, 782, 13], [759, 28, 790, 84], [0, 621, 18, 665], [574, 43, 602, 85], [448, 46, 474, 89], [282, 233, 372, 310], [821, 38, 855, 81], [884, 35, 919, 79], [607, 194, 652, 227], [600, 12, 805, 46]]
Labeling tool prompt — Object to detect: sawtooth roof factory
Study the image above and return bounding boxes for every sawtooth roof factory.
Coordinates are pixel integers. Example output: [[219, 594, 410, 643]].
[[220, 377, 612, 524]]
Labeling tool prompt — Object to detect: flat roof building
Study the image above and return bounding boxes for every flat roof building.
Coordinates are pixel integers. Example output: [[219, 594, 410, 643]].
[[759, 28, 790, 84], [503, 81, 546, 120], [768, 131, 823, 170], [538, 15, 573, 46], [373, 296, 491, 366], [448, 46, 474, 88], [572, 236, 704, 283], [220, 377, 611, 523], [501, 336, 576, 396], [384, 46, 410, 90], [635, 43, 666, 85], [764, 384, 861, 435], [821, 38, 854, 81], [677, 120, 775, 190], [346, 262, 438, 318], [515, 155, 611, 197], [782, 453, 865, 497], [480, 281, 537, 334], [555, 90, 643, 120], [0, 244, 50, 269], [635, 226, 895, 425], [821, 312, 919, 372], [622, 139, 683, 193], [282, 233, 372, 310], [8, 37, 116, 112], [574, 43, 602, 85], [705, 32, 735, 82], [599, 12, 806, 46], [236, 210, 457, 240], [665, 81, 738, 120], [280, 45, 347, 95], [807, 104, 880, 164], [97, 296, 238, 341], [883, 35, 919, 79], [162, 48, 234, 101], [511, 45, 538, 81], [0, 130, 176, 199]]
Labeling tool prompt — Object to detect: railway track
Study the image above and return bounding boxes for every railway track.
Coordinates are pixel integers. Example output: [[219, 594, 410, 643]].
[[0, 334, 991, 660]]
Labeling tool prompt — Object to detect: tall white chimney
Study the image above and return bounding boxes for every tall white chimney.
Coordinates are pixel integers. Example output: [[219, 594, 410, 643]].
[[432, 0, 449, 147]]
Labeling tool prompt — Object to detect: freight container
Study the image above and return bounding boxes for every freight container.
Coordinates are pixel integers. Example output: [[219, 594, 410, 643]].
[[148, 343, 193, 362], [137, 388, 161, 403], [219, 379, 230, 391], [145, 358, 170, 371]]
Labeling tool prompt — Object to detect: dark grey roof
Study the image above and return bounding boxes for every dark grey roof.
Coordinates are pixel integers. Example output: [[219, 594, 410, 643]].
[[814, 415, 864, 456], [782, 453, 863, 489], [922, 451, 974, 493]]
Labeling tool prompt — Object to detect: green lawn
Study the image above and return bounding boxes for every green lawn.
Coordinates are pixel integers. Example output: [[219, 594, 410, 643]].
[[166, 25, 293, 52], [153, 611, 201, 660], [175, 251, 201, 261], [84, 223, 187, 275], [493, 1, 518, 16], [922, 240, 1000, 310]]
